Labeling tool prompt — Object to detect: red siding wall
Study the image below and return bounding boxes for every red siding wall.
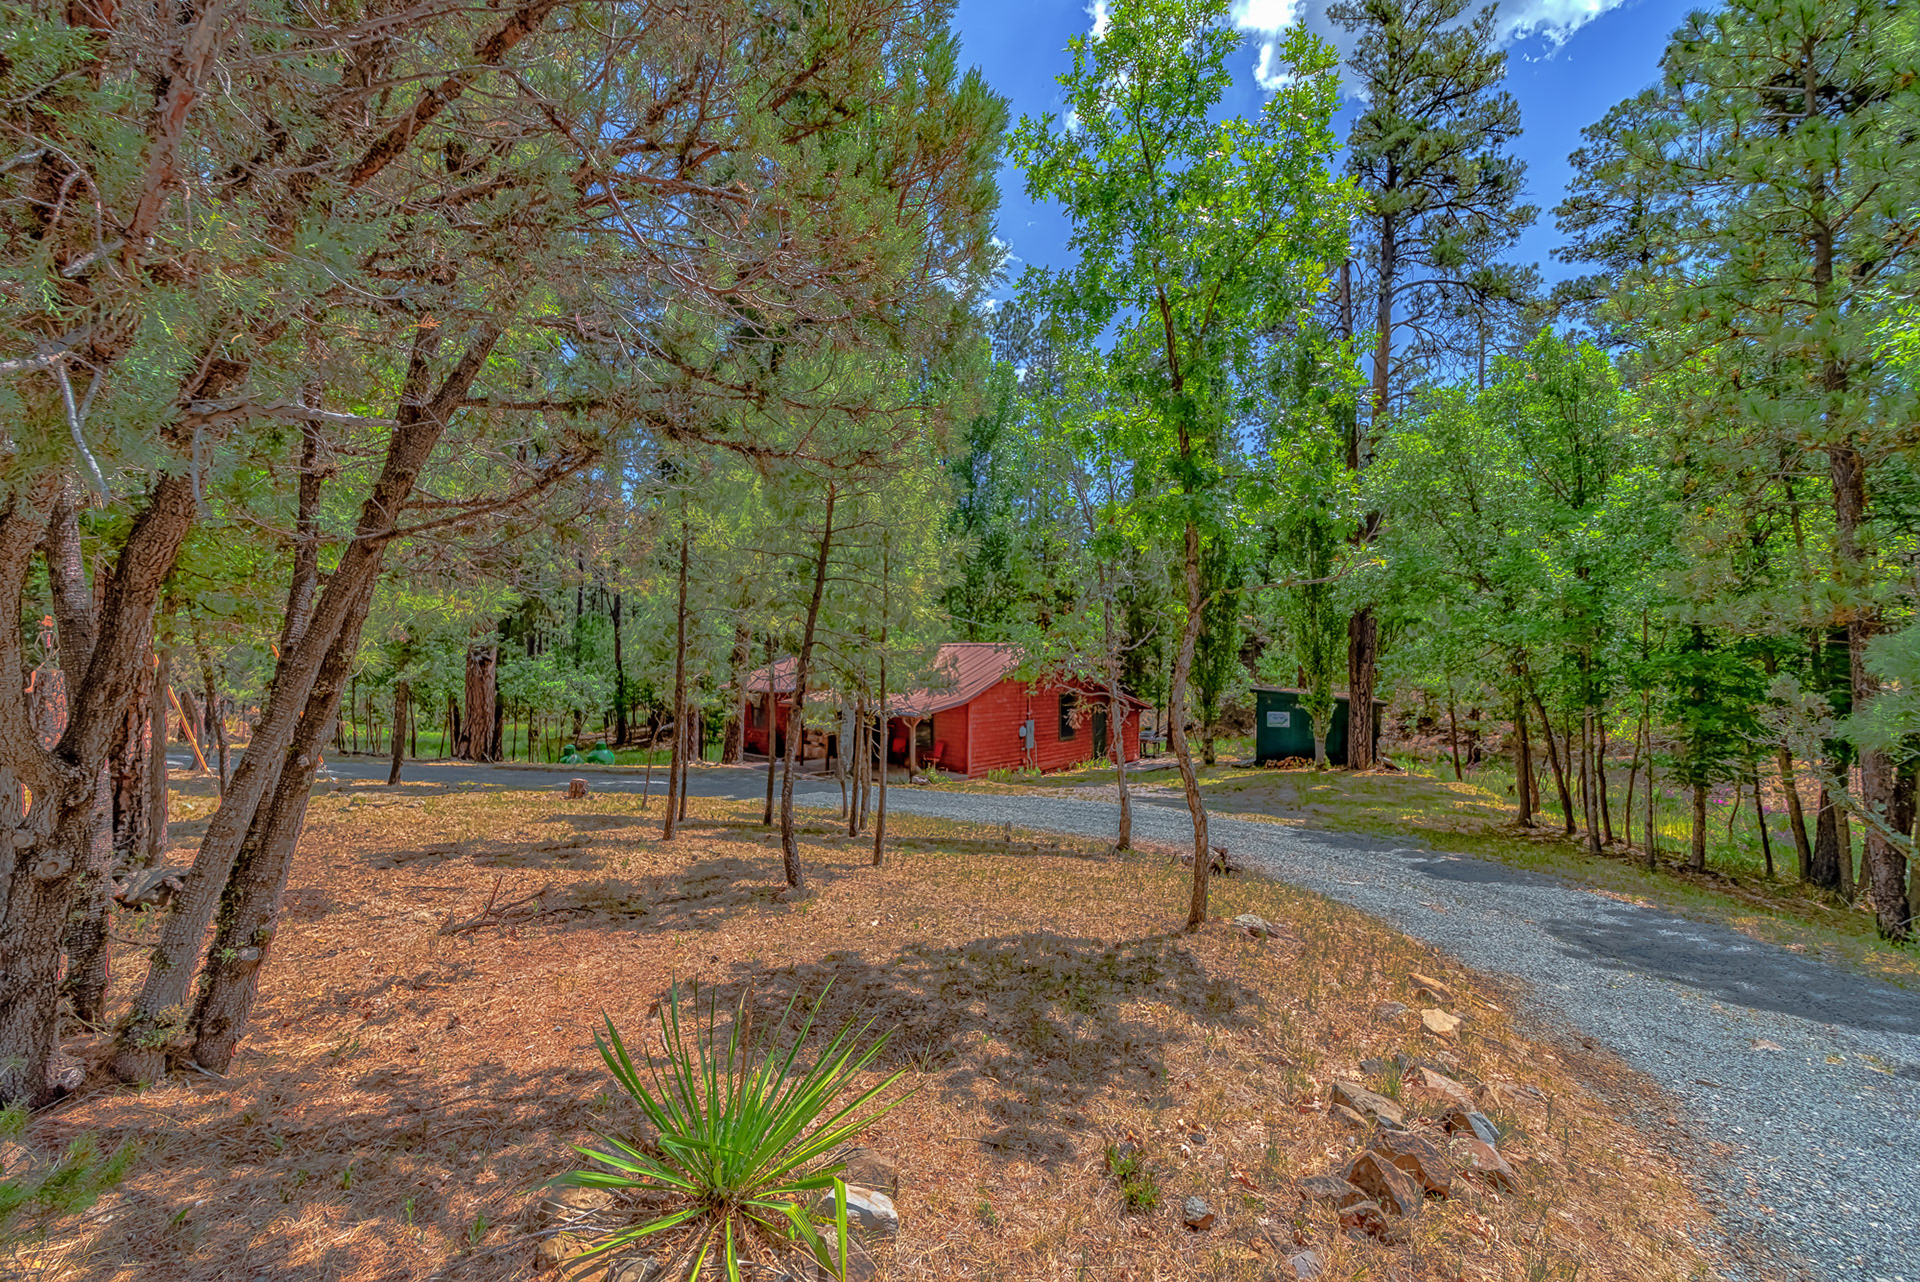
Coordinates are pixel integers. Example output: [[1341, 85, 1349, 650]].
[[964, 678, 1032, 776], [954, 678, 1142, 777], [758, 677, 1143, 777], [743, 698, 790, 757], [930, 706, 969, 774]]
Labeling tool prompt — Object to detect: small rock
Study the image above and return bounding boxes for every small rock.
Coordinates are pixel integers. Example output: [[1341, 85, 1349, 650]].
[[1374, 1001, 1410, 1021], [1343, 1150, 1423, 1217], [1418, 1065, 1476, 1109], [843, 1186, 898, 1235], [1420, 1008, 1462, 1038], [537, 1186, 614, 1226], [1232, 912, 1281, 938], [1367, 1129, 1454, 1197], [42, 1053, 83, 1098], [1457, 1137, 1517, 1191], [1296, 1174, 1368, 1209], [115, 865, 190, 909], [1181, 1195, 1215, 1229], [534, 1232, 591, 1271], [839, 1146, 900, 1198], [1359, 1057, 1389, 1076], [1287, 1248, 1326, 1279], [1330, 1103, 1370, 1132], [1409, 971, 1455, 1003], [1330, 1080, 1405, 1129], [567, 778, 589, 799], [1337, 1197, 1387, 1238], [607, 1259, 664, 1282], [1443, 1108, 1502, 1147]]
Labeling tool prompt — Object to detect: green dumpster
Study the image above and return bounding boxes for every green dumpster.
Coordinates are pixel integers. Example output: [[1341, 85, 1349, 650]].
[[1251, 687, 1382, 766]]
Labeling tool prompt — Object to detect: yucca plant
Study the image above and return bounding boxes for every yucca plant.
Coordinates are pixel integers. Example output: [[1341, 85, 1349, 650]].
[[549, 983, 908, 1280]]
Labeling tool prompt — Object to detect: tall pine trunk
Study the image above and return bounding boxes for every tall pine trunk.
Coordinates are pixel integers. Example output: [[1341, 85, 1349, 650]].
[[663, 513, 690, 840], [190, 606, 363, 1072], [387, 680, 408, 786], [779, 485, 836, 890], [872, 659, 889, 866], [762, 633, 778, 828], [1513, 687, 1534, 828], [612, 591, 627, 747]]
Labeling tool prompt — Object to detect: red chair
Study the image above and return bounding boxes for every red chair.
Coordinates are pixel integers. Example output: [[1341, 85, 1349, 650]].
[[932, 741, 947, 767]]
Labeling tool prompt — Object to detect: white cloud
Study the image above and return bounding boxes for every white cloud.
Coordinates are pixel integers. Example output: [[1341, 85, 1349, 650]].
[[1234, 0, 1633, 92], [1232, 0, 1301, 30], [1088, 0, 1111, 37], [1496, 0, 1627, 49]]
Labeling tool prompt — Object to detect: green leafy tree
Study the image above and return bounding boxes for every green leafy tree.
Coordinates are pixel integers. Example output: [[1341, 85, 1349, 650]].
[[1011, 0, 1354, 927]]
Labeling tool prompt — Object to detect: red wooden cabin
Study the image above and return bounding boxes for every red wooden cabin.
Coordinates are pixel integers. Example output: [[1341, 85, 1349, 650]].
[[741, 643, 1144, 778]]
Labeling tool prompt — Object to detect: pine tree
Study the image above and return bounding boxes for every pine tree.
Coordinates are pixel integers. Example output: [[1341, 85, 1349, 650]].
[[1329, 0, 1537, 766]]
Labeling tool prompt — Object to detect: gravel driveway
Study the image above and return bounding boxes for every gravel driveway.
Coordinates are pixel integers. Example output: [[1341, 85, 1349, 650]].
[[266, 754, 1918, 1277], [866, 788, 1920, 1282]]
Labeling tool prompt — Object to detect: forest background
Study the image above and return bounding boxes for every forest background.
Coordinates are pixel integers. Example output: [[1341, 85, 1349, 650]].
[[0, 0, 1916, 1118]]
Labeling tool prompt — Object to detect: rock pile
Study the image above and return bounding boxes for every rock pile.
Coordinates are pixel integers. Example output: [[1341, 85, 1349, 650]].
[[1298, 985, 1527, 1245]]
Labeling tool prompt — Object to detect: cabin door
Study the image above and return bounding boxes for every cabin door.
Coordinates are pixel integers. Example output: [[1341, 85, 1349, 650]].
[[1092, 706, 1109, 760]]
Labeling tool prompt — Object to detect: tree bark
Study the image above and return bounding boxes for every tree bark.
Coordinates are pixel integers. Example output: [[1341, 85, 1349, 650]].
[[0, 474, 198, 1105], [1347, 607, 1378, 770], [190, 603, 363, 1072], [387, 680, 408, 786], [196, 630, 228, 792], [109, 663, 153, 874], [113, 317, 505, 1084], [1777, 748, 1812, 879], [1644, 718, 1657, 869], [1529, 690, 1574, 834], [149, 644, 172, 865], [1514, 689, 1534, 827], [1690, 782, 1707, 871], [1447, 691, 1462, 781], [762, 632, 778, 828], [612, 591, 627, 746], [779, 484, 836, 889], [1581, 702, 1601, 858], [1811, 786, 1843, 890], [461, 645, 498, 762], [873, 661, 888, 866], [1176, 522, 1213, 931], [663, 513, 690, 840], [1754, 770, 1775, 879], [722, 623, 748, 764], [1597, 722, 1614, 845]]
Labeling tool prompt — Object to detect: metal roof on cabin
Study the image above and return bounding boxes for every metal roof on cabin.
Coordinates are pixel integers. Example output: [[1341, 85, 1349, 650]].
[[742, 656, 801, 695], [743, 643, 1147, 718], [884, 643, 1024, 718]]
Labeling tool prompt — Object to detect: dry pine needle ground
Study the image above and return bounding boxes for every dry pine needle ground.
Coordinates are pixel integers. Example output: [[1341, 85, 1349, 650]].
[[21, 782, 1724, 1281]]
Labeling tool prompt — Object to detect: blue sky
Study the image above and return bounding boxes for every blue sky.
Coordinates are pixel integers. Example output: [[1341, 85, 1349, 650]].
[[953, 0, 1703, 293]]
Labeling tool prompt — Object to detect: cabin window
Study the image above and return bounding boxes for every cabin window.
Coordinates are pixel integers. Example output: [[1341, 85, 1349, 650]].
[[1059, 692, 1078, 740]]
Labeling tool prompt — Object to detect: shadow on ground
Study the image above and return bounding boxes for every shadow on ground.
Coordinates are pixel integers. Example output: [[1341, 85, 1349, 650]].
[[695, 930, 1260, 1166], [1541, 910, 1920, 1037]]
